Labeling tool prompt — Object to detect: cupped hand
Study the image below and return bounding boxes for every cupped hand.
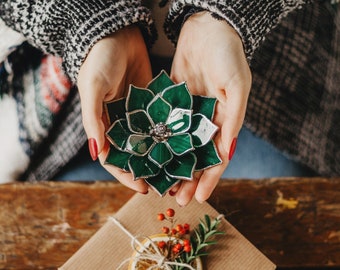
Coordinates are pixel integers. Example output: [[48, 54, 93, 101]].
[[77, 25, 152, 193], [170, 12, 252, 206]]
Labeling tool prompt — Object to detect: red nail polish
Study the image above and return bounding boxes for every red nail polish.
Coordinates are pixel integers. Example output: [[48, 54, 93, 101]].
[[88, 138, 98, 161], [228, 137, 237, 160], [169, 190, 176, 196]]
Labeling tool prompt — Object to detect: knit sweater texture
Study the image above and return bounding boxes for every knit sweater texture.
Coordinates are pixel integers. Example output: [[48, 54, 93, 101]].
[[0, 0, 339, 180]]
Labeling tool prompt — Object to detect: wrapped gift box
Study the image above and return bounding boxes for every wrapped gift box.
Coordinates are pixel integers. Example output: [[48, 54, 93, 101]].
[[59, 192, 276, 269]]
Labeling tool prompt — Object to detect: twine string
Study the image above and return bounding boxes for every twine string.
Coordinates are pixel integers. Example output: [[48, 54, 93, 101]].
[[110, 217, 196, 270]]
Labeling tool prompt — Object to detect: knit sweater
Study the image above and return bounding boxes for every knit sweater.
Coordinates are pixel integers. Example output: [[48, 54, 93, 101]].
[[0, 0, 339, 180]]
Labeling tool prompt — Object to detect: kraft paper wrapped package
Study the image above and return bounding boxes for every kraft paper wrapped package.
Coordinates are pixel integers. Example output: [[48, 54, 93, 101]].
[[59, 192, 276, 270]]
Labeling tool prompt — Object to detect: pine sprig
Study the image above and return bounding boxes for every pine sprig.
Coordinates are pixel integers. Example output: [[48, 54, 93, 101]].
[[175, 215, 224, 269]]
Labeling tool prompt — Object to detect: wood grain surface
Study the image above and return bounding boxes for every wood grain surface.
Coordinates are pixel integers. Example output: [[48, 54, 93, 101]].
[[0, 178, 339, 269]]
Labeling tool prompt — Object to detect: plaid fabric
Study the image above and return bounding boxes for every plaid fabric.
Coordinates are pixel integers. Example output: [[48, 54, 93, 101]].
[[0, 42, 81, 180], [247, 1, 340, 175], [165, 0, 339, 176], [23, 91, 86, 181]]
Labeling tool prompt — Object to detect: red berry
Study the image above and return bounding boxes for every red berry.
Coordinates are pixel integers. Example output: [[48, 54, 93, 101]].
[[183, 239, 190, 246], [171, 228, 177, 235], [174, 243, 182, 251], [158, 241, 166, 249], [162, 226, 170, 234], [183, 223, 190, 230], [157, 213, 165, 221], [166, 208, 175, 217], [176, 224, 183, 232], [179, 229, 187, 235], [183, 245, 191, 253], [172, 247, 180, 253]]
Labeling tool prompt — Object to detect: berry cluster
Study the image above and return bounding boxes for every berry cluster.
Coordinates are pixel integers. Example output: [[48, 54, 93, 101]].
[[157, 208, 192, 258]]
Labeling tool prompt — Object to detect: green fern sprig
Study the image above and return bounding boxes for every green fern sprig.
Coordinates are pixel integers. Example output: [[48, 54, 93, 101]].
[[175, 215, 224, 269]]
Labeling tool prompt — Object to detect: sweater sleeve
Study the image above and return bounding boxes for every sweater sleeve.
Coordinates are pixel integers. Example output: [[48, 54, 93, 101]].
[[0, 0, 156, 82], [164, 0, 311, 60]]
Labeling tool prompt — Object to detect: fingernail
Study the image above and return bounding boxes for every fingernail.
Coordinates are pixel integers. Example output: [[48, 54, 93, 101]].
[[88, 138, 98, 161], [228, 137, 237, 160], [169, 190, 176, 196]]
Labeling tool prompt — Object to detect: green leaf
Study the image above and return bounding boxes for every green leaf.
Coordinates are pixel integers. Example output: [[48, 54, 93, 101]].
[[205, 230, 220, 239], [126, 85, 154, 112], [205, 214, 211, 230], [147, 70, 174, 95], [195, 252, 209, 257], [198, 223, 206, 235], [189, 215, 224, 261]]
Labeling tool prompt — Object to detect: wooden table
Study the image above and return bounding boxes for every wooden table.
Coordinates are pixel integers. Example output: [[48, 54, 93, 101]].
[[0, 177, 339, 269]]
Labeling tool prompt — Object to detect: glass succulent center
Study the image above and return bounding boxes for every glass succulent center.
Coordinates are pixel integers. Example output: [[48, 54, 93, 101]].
[[104, 70, 222, 196], [150, 122, 172, 142]]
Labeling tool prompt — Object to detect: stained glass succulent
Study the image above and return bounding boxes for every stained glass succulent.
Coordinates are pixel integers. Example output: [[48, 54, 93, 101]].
[[104, 70, 222, 196]]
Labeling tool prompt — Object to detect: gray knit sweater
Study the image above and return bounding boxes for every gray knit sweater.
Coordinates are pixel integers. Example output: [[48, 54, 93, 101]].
[[0, 0, 339, 179]]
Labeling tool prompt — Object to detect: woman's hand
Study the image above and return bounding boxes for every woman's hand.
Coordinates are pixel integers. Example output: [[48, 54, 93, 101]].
[[77, 25, 152, 194], [170, 12, 252, 206]]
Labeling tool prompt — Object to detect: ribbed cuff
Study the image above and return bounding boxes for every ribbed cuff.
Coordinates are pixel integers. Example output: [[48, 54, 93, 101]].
[[59, 0, 156, 82], [164, 0, 310, 61]]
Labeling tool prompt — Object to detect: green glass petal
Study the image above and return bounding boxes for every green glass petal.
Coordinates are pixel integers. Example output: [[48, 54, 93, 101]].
[[128, 155, 160, 180], [190, 114, 218, 147], [194, 140, 222, 170], [165, 152, 197, 180], [145, 171, 180, 197], [166, 108, 192, 134], [126, 135, 154, 156], [149, 142, 173, 167], [126, 85, 154, 112], [162, 82, 192, 110], [167, 133, 194, 156], [147, 70, 174, 95], [192, 95, 217, 121], [104, 145, 131, 171], [106, 119, 130, 150], [147, 95, 171, 124], [104, 98, 126, 125], [127, 110, 153, 134]]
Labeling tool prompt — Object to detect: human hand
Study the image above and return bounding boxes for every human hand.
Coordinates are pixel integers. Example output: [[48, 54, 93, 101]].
[[77, 25, 152, 194], [170, 12, 252, 206]]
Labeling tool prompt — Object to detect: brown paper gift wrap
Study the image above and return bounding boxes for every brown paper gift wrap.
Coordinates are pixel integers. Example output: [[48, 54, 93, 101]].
[[59, 192, 276, 270]]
